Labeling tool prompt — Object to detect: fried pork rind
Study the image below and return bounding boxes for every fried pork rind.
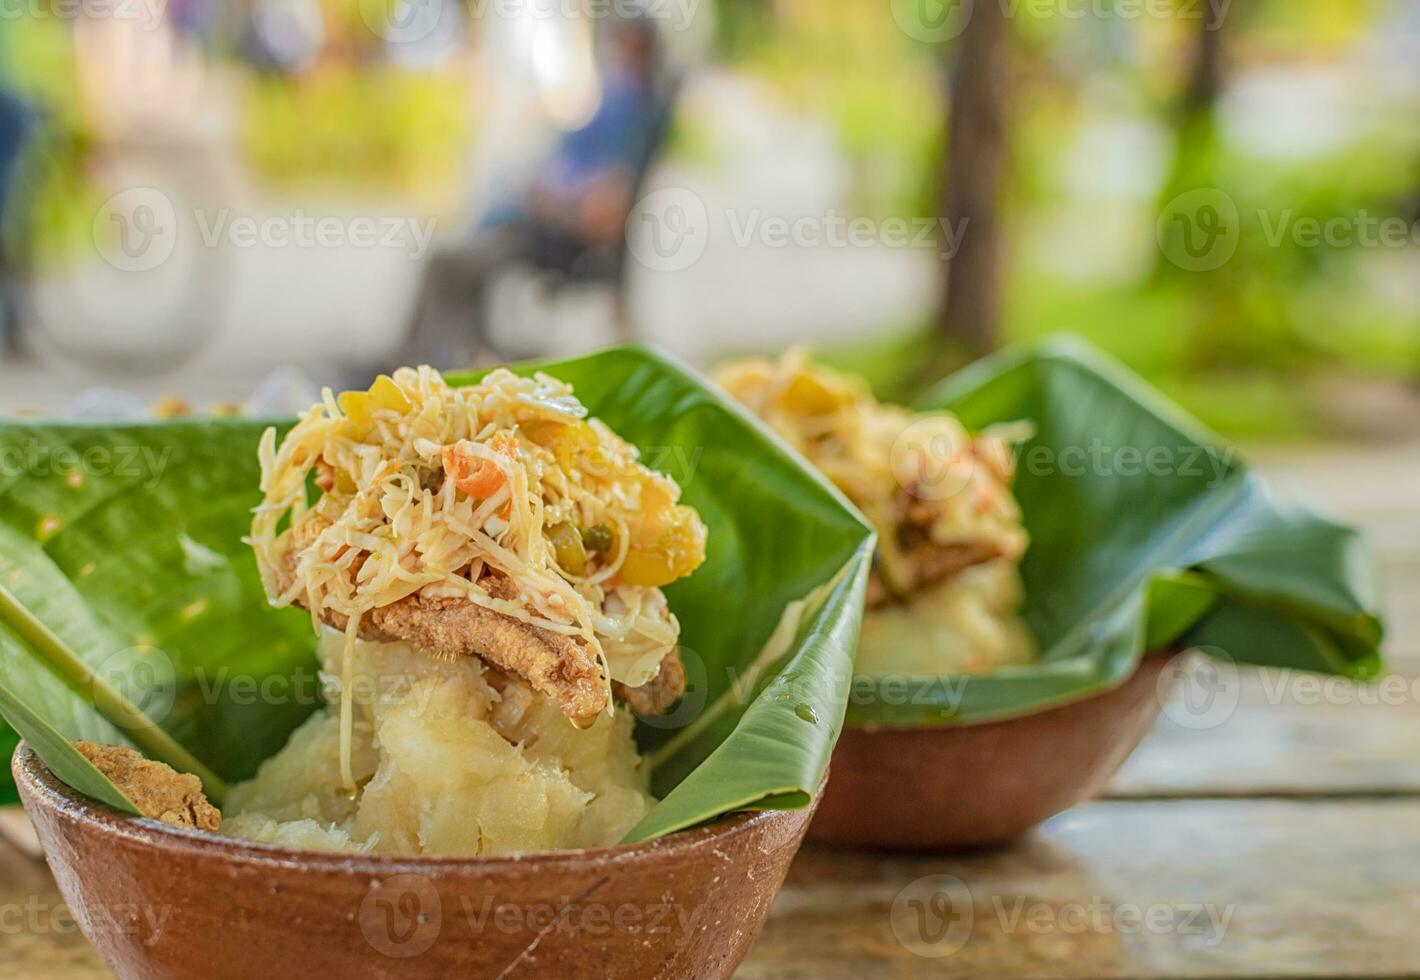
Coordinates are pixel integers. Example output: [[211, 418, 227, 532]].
[[252, 366, 704, 724], [716, 350, 1027, 606], [613, 649, 687, 716], [73, 742, 221, 831]]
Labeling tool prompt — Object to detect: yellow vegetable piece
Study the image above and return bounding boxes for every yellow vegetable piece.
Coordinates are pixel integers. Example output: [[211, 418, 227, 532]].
[[339, 377, 411, 439], [523, 419, 603, 473], [548, 522, 587, 575], [338, 390, 374, 438], [782, 372, 846, 416], [619, 509, 707, 587], [369, 375, 412, 414], [631, 479, 676, 546]]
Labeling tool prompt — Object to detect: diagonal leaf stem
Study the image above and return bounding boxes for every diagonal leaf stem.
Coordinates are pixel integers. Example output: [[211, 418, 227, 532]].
[[0, 583, 228, 804]]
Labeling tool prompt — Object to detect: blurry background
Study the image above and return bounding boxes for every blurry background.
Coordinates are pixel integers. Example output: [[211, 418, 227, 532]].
[[1, 0, 1418, 438]]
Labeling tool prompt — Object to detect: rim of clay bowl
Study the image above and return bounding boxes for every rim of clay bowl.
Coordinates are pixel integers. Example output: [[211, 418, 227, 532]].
[[13, 742, 800, 873], [842, 649, 1182, 731]]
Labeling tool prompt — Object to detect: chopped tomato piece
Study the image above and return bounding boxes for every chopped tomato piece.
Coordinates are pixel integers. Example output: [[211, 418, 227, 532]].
[[442, 433, 519, 500]]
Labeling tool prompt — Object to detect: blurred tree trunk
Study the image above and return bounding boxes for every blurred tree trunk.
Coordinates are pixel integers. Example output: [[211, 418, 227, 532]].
[[927, 0, 1008, 380], [1182, 3, 1225, 112], [1155, 3, 1228, 259], [1153, 3, 1265, 371]]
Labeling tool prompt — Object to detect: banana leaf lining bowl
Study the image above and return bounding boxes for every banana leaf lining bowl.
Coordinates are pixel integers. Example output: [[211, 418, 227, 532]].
[[807, 339, 1383, 850], [810, 652, 1177, 849], [0, 346, 877, 975], [15, 743, 819, 980]]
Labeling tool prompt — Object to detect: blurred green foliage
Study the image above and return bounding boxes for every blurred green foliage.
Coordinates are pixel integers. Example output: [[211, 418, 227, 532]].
[[1, 6, 472, 268], [240, 67, 470, 200], [712, 0, 944, 219], [811, 0, 1420, 437]]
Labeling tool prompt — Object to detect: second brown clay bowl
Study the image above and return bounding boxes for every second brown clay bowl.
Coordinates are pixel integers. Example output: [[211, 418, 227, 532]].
[[15, 744, 818, 980], [810, 652, 1179, 850]]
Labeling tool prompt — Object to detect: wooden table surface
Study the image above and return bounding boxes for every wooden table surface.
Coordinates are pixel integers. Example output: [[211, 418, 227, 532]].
[[3, 443, 1418, 979]]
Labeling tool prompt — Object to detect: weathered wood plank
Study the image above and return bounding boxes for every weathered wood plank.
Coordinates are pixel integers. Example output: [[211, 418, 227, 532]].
[[1104, 437, 1420, 792], [1249, 443, 1420, 521], [1110, 668, 1420, 797], [742, 799, 1420, 979], [0, 841, 112, 980], [0, 809, 42, 859], [1250, 444, 1420, 564]]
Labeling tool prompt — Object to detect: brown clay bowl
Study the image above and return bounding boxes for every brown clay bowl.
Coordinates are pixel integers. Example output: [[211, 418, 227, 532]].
[[14, 744, 818, 980], [810, 651, 1178, 851]]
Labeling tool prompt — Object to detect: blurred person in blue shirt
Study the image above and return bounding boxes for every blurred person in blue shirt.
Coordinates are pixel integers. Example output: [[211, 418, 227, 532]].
[[404, 14, 672, 367], [481, 15, 662, 248], [0, 68, 30, 351]]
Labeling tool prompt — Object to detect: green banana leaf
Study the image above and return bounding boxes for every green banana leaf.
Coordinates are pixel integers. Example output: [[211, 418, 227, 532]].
[[0, 346, 874, 843], [0, 720, 16, 806], [846, 338, 1385, 727], [0, 682, 138, 814]]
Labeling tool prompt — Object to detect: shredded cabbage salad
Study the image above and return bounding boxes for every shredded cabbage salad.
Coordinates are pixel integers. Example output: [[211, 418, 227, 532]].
[[252, 366, 706, 787]]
